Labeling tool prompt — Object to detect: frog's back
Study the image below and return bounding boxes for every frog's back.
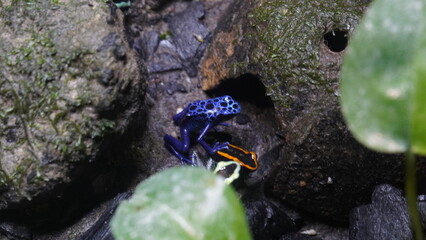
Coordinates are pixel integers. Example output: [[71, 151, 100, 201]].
[[186, 95, 241, 122]]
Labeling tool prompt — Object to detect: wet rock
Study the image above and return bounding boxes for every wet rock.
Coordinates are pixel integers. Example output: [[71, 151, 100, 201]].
[[200, 0, 426, 221], [75, 192, 132, 240], [349, 184, 419, 240], [238, 145, 301, 239], [236, 114, 251, 125], [147, 40, 182, 73], [164, 82, 187, 95], [281, 233, 322, 240], [418, 195, 426, 227], [148, 51, 182, 73], [0, 222, 32, 240], [98, 68, 117, 86], [145, 0, 172, 10], [167, 1, 210, 77], [242, 196, 297, 240], [133, 31, 160, 61], [0, 0, 146, 227], [5, 128, 16, 143], [297, 222, 349, 240]]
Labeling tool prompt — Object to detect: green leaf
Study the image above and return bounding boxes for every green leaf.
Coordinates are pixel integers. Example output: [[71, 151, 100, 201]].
[[340, 0, 426, 154], [111, 167, 252, 240]]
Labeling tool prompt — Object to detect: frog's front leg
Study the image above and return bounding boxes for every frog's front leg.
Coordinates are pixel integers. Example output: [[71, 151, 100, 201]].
[[164, 127, 195, 165], [197, 123, 229, 155]]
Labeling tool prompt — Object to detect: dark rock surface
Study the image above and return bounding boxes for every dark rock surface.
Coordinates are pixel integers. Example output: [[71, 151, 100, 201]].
[[418, 195, 426, 228], [243, 195, 298, 239], [167, 1, 210, 77], [0, 222, 32, 240], [349, 184, 426, 240], [236, 113, 251, 125], [134, 31, 160, 61], [239, 145, 299, 240], [75, 191, 131, 240], [148, 50, 183, 73], [141, 1, 210, 76], [281, 233, 322, 240]]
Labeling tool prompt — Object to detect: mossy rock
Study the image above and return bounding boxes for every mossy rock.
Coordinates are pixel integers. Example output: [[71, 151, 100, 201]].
[[0, 0, 146, 213], [200, 0, 426, 221]]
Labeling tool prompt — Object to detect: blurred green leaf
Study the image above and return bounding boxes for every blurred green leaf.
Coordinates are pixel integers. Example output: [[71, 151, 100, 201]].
[[111, 167, 251, 240], [340, 0, 426, 154]]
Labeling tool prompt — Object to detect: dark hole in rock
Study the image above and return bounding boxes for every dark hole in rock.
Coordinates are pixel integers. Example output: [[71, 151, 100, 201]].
[[323, 30, 348, 52], [206, 74, 274, 109]]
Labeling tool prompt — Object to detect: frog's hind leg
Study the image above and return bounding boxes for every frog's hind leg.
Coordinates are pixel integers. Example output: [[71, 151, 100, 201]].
[[197, 123, 229, 155], [163, 128, 195, 166]]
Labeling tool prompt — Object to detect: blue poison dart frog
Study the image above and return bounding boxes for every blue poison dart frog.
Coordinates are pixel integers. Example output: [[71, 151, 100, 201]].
[[214, 144, 258, 171], [164, 95, 241, 166]]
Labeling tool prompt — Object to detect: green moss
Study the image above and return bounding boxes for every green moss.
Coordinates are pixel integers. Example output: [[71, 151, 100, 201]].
[[159, 30, 172, 40], [0, 0, 117, 193], [2, 33, 91, 150], [244, 0, 365, 107]]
